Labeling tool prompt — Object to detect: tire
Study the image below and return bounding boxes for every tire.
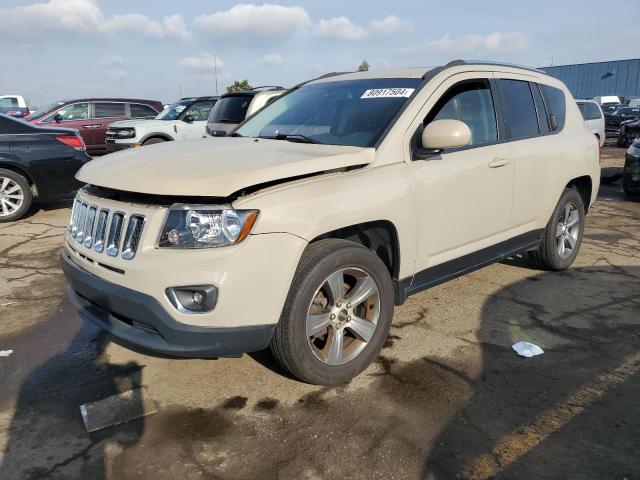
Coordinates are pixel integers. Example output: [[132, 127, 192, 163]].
[[271, 239, 394, 385], [143, 137, 166, 146], [0, 168, 32, 222], [529, 188, 585, 271]]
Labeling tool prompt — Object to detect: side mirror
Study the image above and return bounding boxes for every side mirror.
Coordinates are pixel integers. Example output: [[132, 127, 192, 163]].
[[421, 119, 471, 150], [182, 114, 194, 124], [53, 113, 63, 123]]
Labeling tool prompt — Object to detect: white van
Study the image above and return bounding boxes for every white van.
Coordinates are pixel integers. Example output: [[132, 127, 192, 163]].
[[577, 100, 605, 146]]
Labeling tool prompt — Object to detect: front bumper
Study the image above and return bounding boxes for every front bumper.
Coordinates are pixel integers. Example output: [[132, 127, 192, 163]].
[[61, 249, 275, 357], [105, 141, 139, 153]]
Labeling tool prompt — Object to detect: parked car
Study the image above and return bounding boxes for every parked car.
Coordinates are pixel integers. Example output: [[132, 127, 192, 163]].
[[61, 61, 599, 385], [576, 100, 605, 146], [26, 98, 162, 155], [604, 106, 640, 138], [0, 114, 91, 222], [623, 139, 640, 197], [105, 97, 218, 152], [0, 95, 30, 118], [618, 118, 640, 148], [206, 87, 285, 137]]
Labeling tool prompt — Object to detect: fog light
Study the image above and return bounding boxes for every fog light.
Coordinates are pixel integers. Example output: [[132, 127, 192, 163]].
[[166, 285, 217, 313]]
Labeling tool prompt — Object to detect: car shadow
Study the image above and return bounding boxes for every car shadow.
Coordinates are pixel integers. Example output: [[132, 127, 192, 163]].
[[420, 265, 640, 479], [0, 302, 144, 479]]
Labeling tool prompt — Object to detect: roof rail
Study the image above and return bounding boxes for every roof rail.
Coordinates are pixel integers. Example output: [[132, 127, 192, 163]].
[[248, 85, 285, 91], [291, 71, 353, 90], [443, 59, 546, 74]]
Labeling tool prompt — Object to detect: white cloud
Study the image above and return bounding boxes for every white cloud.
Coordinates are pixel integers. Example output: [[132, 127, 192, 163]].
[[105, 69, 129, 81], [315, 16, 368, 41], [430, 32, 530, 55], [370, 15, 411, 36], [0, 0, 189, 40], [195, 4, 311, 40], [180, 54, 225, 72], [260, 53, 284, 65]]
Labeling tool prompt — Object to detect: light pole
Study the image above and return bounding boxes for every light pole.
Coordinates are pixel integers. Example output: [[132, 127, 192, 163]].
[[212, 49, 218, 95]]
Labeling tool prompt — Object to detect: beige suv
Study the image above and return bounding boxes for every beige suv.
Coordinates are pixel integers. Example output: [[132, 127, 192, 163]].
[[62, 61, 600, 385]]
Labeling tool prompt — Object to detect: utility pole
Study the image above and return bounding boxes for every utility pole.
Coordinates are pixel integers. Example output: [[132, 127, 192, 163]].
[[212, 49, 218, 95]]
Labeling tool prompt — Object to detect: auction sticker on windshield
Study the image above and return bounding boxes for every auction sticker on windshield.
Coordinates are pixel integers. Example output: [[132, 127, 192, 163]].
[[361, 88, 415, 99]]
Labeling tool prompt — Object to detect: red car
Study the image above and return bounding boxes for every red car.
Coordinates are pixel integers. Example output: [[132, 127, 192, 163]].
[[26, 98, 162, 154]]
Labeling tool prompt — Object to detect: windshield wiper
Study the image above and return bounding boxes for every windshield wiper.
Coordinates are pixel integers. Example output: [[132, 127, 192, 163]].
[[273, 133, 320, 144]]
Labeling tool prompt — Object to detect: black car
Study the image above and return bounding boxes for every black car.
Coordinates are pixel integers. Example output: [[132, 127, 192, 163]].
[[623, 138, 640, 197], [0, 114, 91, 222], [605, 106, 640, 137], [617, 118, 640, 148]]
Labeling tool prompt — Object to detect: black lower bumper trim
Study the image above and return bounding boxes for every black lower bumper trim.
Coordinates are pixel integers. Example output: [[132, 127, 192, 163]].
[[105, 142, 135, 153], [60, 250, 275, 358]]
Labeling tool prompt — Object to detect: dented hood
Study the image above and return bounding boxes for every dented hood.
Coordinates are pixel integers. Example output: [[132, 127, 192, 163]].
[[77, 137, 374, 197]]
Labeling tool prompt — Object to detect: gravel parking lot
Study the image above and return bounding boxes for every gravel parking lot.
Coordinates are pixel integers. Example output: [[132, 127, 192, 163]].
[[0, 147, 638, 480]]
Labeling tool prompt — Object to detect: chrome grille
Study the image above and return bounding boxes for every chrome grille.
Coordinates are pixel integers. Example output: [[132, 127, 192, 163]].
[[106, 212, 125, 257], [67, 198, 145, 261], [75, 203, 89, 243], [121, 215, 145, 260], [93, 209, 109, 253], [83, 206, 97, 248]]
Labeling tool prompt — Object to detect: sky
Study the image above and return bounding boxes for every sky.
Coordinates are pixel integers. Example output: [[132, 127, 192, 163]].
[[1, 0, 639, 107]]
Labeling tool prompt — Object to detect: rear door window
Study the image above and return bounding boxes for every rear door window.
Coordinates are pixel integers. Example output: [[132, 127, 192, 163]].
[[130, 104, 158, 118], [499, 80, 539, 140], [541, 85, 566, 131], [94, 102, 126, 119], [209, 95, 252, 124]]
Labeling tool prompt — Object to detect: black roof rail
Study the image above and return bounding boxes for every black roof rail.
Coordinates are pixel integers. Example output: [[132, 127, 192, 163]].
[[179, 96, 220, 100], [248, 85, 285, 91], [291, 71, 353, 90]]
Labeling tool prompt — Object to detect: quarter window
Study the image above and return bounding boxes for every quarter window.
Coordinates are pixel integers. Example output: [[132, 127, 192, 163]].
[[423, 80, 498, 147], [541, 85, 566, 131], [499, 80, 539, 140], [94, 102, 126, 118], [130, 104, 158, 118]]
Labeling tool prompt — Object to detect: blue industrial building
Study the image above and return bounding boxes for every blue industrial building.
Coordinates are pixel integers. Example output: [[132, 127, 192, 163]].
[[541, 59, 640, 100]]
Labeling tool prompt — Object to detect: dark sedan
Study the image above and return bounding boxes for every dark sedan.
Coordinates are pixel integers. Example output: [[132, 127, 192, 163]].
[[623, 139, 640, 197], [0, 114, 91, 222]]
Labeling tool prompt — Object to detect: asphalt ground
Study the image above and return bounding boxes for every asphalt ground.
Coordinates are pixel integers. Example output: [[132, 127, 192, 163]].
[[0, 145, 638, 480]]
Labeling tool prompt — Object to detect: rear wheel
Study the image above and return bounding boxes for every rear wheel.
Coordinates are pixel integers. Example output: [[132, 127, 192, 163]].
[[0, 169, 32, 222], [271, 239, 394, 385], [529, 188, 585, 270]]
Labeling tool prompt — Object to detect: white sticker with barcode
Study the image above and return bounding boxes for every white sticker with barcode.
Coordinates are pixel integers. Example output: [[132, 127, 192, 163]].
[[361, 88, 415, 99]]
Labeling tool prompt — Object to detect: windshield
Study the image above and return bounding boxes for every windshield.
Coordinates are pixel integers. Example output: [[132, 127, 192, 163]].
[[25, 101, 64, 121], [156, 100, 193, 121], [208, 95, 252, 124], [235, 78, 420, 148]]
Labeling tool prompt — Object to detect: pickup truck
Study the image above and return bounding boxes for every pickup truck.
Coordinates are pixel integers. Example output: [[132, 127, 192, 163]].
[[0, 95, 30, 118]]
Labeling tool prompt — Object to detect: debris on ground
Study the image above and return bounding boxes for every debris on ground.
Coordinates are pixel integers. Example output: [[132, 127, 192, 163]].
[[1, 302, 21, 307], [79, 387, 158, 433], [0, 350, 13, 357], [512, 341, 544, 358]]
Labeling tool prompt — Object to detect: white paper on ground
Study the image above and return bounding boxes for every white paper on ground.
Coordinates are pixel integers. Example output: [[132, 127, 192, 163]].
[[0, 350, 14, 357], [512, 341, 544, 358]]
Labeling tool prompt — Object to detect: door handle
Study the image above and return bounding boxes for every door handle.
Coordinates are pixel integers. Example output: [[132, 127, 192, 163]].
[[488, 158, 510, 168]]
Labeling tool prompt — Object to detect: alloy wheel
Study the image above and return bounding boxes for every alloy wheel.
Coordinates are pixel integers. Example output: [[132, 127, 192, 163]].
[[0, 176, 24, 218], [556, 201, 580, 259], [306, 267, 381, 365]]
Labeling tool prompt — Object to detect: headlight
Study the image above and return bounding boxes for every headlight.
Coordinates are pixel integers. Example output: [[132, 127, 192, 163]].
[[158, 205, 259, 248], [628, 143, 640, 158], [109, 128, 135, 139]]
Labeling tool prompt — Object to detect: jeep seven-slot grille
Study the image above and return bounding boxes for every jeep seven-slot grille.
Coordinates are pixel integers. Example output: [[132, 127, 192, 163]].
[[69, 199, 145, 260]]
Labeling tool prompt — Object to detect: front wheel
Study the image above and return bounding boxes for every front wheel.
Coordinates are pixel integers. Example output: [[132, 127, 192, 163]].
[[529, 188, 585, 270], [271, 239, 394, 385]]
